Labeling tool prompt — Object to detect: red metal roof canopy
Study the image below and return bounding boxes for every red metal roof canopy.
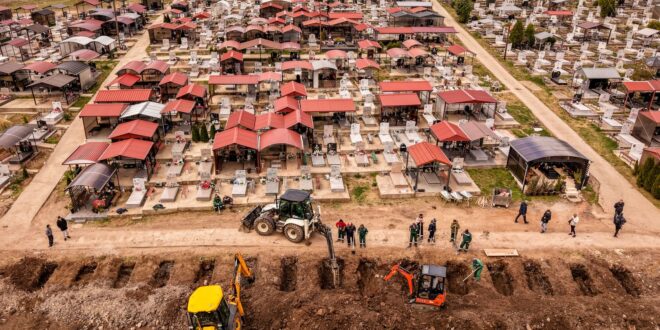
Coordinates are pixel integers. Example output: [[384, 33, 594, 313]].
[[62, 142, 110, 165], [281, 81, 307, 97], [159, 72, 188, 86], [437, 89, 498, 104], [259, 128, 303, 150], [379, 80, 432, 92], [209, 75, 260, 85], [79, 103, 128, 117], [430, 121, 470, 142], [226, 110, 256, 130], [300, 99, 356, 113], [408, 142, 451, 167], [109, 73, 140, 87], [95, 89, 153, 103], [99, 139, 154, 160], [176, 83, 207, 99], [162, 99, 196, 114], [379, 93, 421, 107], [108, 119, 158, 140]]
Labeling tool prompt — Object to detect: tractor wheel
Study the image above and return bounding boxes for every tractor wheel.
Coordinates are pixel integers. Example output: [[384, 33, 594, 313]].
[[254, 217, 275, 236], [283, 224, 305, 243]]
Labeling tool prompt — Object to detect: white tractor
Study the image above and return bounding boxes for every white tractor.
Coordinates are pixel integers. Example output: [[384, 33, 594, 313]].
[[241, 189, 323, 243]]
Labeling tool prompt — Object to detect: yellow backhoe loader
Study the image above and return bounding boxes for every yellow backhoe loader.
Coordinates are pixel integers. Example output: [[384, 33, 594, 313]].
[[187, 254, 255, 330]]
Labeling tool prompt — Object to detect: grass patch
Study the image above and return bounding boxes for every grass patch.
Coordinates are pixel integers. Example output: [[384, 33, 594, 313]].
[[467, 168, 523, 201], [44, 134, 61, 144], [71, 96, 92, 109], [89, 60, 119, 94], [350, 184, 369, 203]]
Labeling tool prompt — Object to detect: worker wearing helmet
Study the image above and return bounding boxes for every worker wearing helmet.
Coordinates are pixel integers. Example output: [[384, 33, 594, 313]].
[[472, 258, 484, 281]]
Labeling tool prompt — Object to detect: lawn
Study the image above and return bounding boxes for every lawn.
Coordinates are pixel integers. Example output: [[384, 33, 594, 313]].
[[89, 60, 119, 94], [467, 168, 523, 201]]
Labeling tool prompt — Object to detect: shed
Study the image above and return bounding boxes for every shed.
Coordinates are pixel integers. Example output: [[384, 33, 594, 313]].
[[632, 111, 660, 147], [31, 9, 56, 26]]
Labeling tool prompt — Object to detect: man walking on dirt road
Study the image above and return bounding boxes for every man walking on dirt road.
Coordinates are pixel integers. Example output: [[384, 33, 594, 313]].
[[471, 258, 484, 281], [515, 200, 528, 223], [540, 210, 552, 233], [614, 213, 626, 238], [459, 229, 472, 252], [345, 223, 356, 248], [45, 225, 54, 247], [428, 219, 437, 243], [614, 199, 624, 217], [450, 219, 460, 243], [336, 219, 346, 242], [408, 222, 419, 248], [56, 216, 70, 241], [568, 213, 579, 237], [358, 224, 368, 248]]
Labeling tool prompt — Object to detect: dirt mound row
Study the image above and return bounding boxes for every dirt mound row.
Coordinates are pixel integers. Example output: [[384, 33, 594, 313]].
[[4, 257, 58, 291]]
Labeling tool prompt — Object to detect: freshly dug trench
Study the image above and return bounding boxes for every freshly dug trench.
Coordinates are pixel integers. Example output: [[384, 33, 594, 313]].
[[523, 260, 553, 295], [356, 258, 380, 296], [150, 261, 174, 288], [445, 260, 470, 296], [279, 256, 297, 292], [5, 257, 58, 291], [570, 264, 599, 296], [194, 260, 215, 285], [113, 262, 135, 289], [74, 262, 98, 284], [318, 257, 344, 289], [609, 265, 640, 297], [486, 261, 514, 296]]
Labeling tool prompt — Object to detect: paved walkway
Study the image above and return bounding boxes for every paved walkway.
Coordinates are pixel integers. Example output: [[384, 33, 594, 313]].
[[433, 1, 659, 221], [0, 23, 159, 234]]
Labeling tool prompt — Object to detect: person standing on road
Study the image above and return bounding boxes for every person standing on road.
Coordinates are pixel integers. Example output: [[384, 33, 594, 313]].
[[614, 213, 626, 238], [416, 214, 424, 241], [471, 258, 484, 281], [515, 200, 528, 224], [45, 225, 54, 248], [459, 229, 472, 252], [568, 213, 579, 238], [408, 222, 419, 248], [56, 216, 70, 241], [614, 199, 624, 217], [427, 219, 437, 243], [335, 219, 346, 242], [450, 219, 460, 243], [358, 224, 368, 248], [540, 209, 552, 233], [345, 223, 356, 248]]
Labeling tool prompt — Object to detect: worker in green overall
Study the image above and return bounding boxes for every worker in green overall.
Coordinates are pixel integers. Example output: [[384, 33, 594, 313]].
[[472, 258, 484, 281]]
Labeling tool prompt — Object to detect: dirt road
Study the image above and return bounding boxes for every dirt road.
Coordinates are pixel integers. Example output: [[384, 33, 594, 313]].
[[0, 17, 162, 237], [432, 1, 659, 222]]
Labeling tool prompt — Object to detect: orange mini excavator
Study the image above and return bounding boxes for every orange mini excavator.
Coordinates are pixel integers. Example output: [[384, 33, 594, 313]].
[[384, 263, 447, 309]]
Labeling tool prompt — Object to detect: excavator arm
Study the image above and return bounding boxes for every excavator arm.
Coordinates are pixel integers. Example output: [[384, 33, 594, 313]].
[[229, 253, 255, 317], [384, 264, 415, 296], [317, 223, 340, 288]]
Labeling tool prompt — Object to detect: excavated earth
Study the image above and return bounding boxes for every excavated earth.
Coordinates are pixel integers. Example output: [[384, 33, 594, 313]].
[[0, 248, 658, 330]]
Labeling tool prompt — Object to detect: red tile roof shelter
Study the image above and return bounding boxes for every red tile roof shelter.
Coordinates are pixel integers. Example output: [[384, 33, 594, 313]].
[[355, 58, 381, 70], [62, 142, 110, 165], [109, 73, 141, 88], [430, 121, 470, 142], [22, 61, 56, 74], [212, 127, 259, 150], [226, 110, 256, 130], [161, 99, 196, 114], [274, 96, 301, 113], [258, 128, 303, 150], [379, 93, 421, 107], [99, 138, 154, 161], [107, 119, 159, 140], [622, 80, 659, 109], [159, 72, 188, 86], [209, 75, 260, 85], [176, 83, 207, 99], [446, 44, 475, 57], [437, 89, 497, 104], [281, 81, 307, 97], [300, 99, 356, 113], [95, 89, 153, 103], [79, 103, 128, 117], [255, 112, 286, 130]]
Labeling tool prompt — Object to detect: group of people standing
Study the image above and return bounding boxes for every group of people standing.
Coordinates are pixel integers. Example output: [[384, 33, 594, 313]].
[[335, 219, 368, 248], [45, 216, 71, 248], [407, 214, 472, 252]]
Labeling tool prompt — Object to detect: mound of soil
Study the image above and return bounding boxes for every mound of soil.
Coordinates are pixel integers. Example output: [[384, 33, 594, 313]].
[[5, 257, 58, 292]]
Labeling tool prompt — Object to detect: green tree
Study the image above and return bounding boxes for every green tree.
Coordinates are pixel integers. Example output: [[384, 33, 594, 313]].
[[524, 24, 536, 48], [598, 0, 616, 18], [652, 174, 660, 199], [643, 164, 660, 192], [455, 0, 474, 24], [164, 15, 171, 23], [509, 20, 525, 49], [199, 123, 209, 143], [191, 125, 200, 142], [647, 20, 660, 30], [637, 158, 654, 187]]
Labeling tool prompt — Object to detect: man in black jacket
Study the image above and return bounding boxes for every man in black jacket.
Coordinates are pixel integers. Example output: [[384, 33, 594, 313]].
[[614, 200, 624, 217], [427, 219, 437, 243], [515, 200, 528, 223], [540, 209, 552, 233], [614, 213, 626, 238], [345, 223, 356, 248], [56, 216, 70, 241]]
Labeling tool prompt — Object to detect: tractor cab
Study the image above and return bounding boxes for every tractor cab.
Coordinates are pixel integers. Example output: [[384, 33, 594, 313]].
[[275, 190, 314, 221], [187, 285, 237, 330], [416, 265, 446, 303]]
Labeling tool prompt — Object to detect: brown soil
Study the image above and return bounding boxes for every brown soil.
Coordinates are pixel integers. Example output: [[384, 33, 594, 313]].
[[0, 250, 659, 329]]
